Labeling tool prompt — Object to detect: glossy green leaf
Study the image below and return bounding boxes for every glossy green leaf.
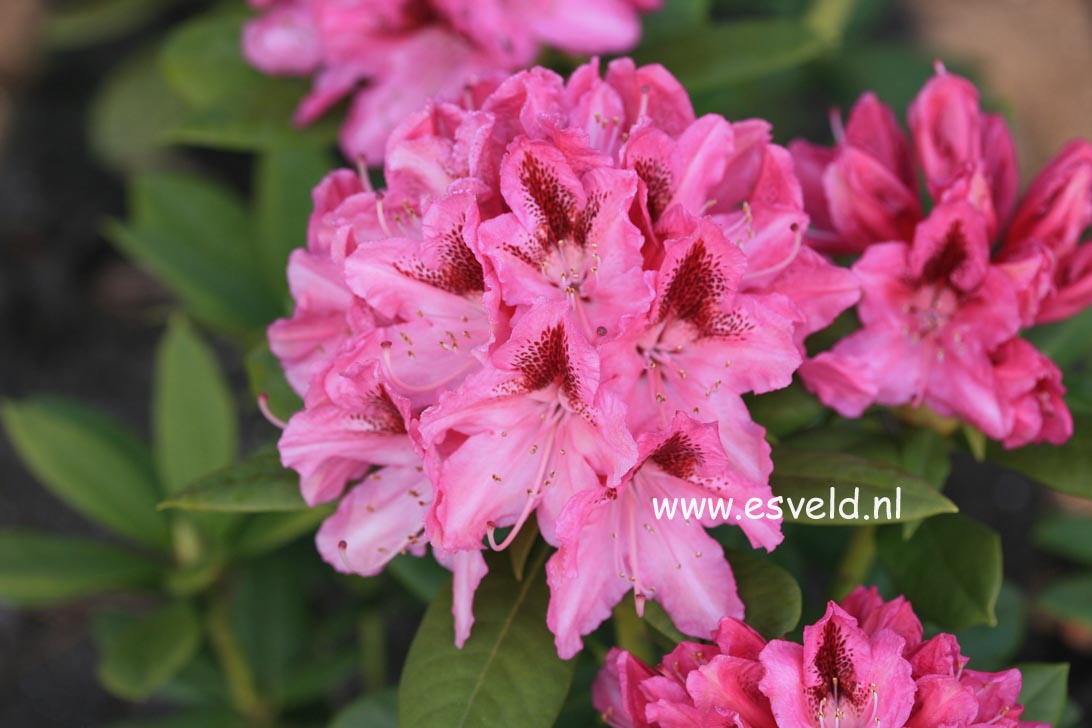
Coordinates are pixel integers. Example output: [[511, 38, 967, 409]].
[[508, 520, 540, 582], [166, 86, 338, 152], [1017, 663, 1070, 726], [109, 174, 279, 334], [1034, 514, 1092, 566], [0, 529, 160, 606], [89, 48, 187, 173], [398, 551, 575, 728], [642, 600, 686, 645], [899, 428, 951, 538], [988, 415, 1092, 499], [745, 382, 826, 439], [331, 690, 397, 728], [232, 557, 307, 702], [46, 0, 174, 49], [154, 316, 238, 494], [1, 397, 169, 547], [278, 651, 356, 708], [387, 553, 451, 603], [1038, 574, 1092, 628], [635, 19, 826, 95], [730, 549, 802, 639], [98, 601, 202, 701], [255, 145, 338, 299], [158, 9, 261, 109], [230, 507, 334, 559], [160, 10, 335, 149], [639, 0, 710, 45], [160, 449, 304, 513], [1025, 306, 1092, 370], [878, 514, 1002, 630], [245, 342, 302, 424], [769, 447, 958, 525], [954, 582, 1027, 671]]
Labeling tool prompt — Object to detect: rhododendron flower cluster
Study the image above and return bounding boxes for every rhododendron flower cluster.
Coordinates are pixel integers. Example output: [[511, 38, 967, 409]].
[[793, 64, 1090, 448], [594, 586, 1046, 728], [243, 0, 661, 162], [267, 58, 858, 653]]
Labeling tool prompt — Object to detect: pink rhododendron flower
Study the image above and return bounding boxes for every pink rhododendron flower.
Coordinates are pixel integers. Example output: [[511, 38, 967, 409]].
[[267, 58, 853, 652], [242, 0, 662, 162], [794, 63, 1087, 447], [593, 586, 1047, 728]]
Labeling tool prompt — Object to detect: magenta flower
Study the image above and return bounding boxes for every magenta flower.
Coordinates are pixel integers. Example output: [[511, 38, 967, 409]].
[[593, 586, 1047, 728], [242, 0, 661, 162], [268, 58, 853, 651], [793, 64, 1087, 446]]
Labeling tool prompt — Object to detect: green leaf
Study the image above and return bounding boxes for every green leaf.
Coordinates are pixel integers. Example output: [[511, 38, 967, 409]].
[[635, 19, 827, 95], [1, 397, 169, 547], [1025, 306, 1092, 370], [89, 48, 187, 173], [769, 447, 958, 525], [159, 10, 336, 151], [1034, 513, 1092, 566], [988, 415, 1092, 499], [230, 507, 334, 559], [255, 145, 337, 299], [159, 9, 261, 109], [331, 690, 398, 728], [878, 514, 1002, 630], [46, 0, 174, 50], [245, 342, 302, 424], [1017, 663, 1070, 726], [639, 0, 710, 46], [745, 382, 826, 439], [98, 601, 202, 701], [508, 521, 540, 582], [387, 553, 450, 603], [0, 530, 160, 606], [109, 174, 280, 335], [804, 0, 856, 44], [954, 582, 1027, 671], [899, 428, 951, 539], [160, 449, 305, 513], [166, 86, 338, 152], [232, 557, 307, 702], [641, 600, 687, 645], [1038, 574, 1092, 628], [278, 651, 357, 708], [730, 549, 801, 639], [154, 316, 238, 494], [398, 551, 575, 728], [900, 428, 951, 490]]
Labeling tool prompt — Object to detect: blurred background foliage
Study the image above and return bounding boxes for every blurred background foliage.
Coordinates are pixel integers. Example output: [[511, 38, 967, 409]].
[[1, 0, 1090, 725]]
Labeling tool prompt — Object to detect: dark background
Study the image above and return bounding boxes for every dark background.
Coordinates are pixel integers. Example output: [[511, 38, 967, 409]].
[[3, 0, 1092, 725]]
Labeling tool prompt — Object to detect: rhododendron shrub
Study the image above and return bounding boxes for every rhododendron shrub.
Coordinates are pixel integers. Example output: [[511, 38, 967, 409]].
[[242, 0, 662, 162], [594, 586, 1047, 728], [793, 65, 1091, 448], [267, 57, 857, 653]]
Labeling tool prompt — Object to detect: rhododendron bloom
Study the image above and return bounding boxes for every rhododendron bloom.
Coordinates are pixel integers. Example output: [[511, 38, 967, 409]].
[[593, 586, 1046, 728], [795, 64, 1086, 447], [546, 414, 782, 658], [268, 57, 853, 651], [242, 0, 662, 162]]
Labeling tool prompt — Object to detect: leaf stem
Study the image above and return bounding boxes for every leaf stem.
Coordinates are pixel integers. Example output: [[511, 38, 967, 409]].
[[207, 592, 269, 723]]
